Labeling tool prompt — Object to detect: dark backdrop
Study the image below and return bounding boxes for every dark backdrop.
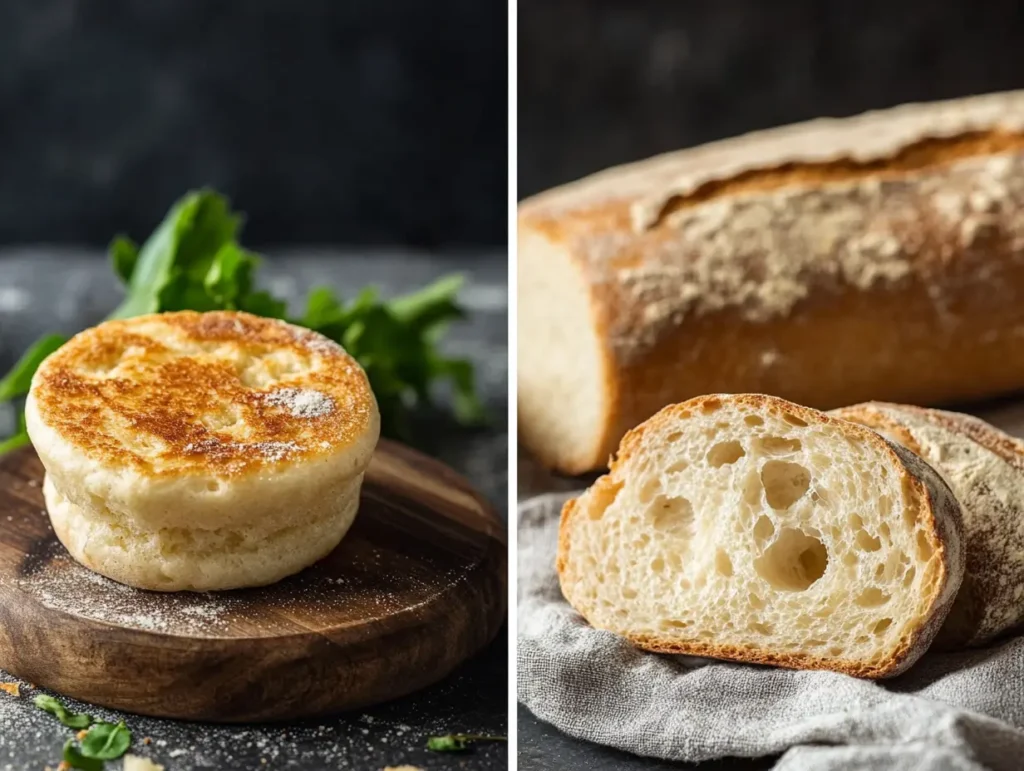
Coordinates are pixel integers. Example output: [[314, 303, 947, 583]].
[[0, 1, 507, 249], [519, 0, 1024, 198]]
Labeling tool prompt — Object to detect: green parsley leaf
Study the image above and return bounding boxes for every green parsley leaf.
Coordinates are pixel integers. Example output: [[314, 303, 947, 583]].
[[388, 274, 466, 339], [62, 738, 104, 771], [0, 412, 30, 455], [0, 429, 30, 455], [427, 734, 507, 752], [109, 189, 239, 320], [428, 355, 486, 425], [237, 289, 289, 320], [109, 236, 140, 285], [33, 694, 93, 729], [0, 334, 67, 402], [203, 244, 260, 308], [81, 720, 131, 760], [0, 188, 484, 455]]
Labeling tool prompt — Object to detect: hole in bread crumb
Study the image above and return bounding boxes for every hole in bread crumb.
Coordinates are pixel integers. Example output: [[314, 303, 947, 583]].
[[781, 412, 808, 427], [873, 618, 893, 635], [855, 635, 869, 644], [715, 549, 733, 577], [744, 415, 764, 427], [650, 557, 665, 573], [638, 478, 661, 505], [622, 588, 637, 600], [879, 522, 891, 540], [665, 460, 689, 474], [700, 398, 722, 414], [856, 530, 882, 552], [855, 588, 890, 607], [749, 594, 766, 609], [753, 514, 775, 542], [805, 639, 827, 647], [748, 621, 773, 635], [842, 553, 858, 567], [666, 553, 683, 571], [903, 505, 917, 528], [707, 441, 745, 467], [848, 513, 864, 529], [829, 647, 844, 657], [916, 530, 934, 560], [649, 495, 694, 538], [760, 461, 811, 510], [758, 436, 802, 455], [205, 480, 221, 492], [679, 578, 691, 590], [661, 619, 690, 630], [903, 566, 916, 586], [665, 431, 683, 443], [874, 563, 885, 580], [754, 528, 828, 591]]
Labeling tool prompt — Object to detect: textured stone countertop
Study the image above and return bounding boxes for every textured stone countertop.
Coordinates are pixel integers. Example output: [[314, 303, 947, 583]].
[[0, 249, 508, 771]]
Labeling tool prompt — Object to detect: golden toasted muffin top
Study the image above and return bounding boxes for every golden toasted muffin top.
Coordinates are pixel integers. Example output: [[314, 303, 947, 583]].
[[30, 311, 379, 476]]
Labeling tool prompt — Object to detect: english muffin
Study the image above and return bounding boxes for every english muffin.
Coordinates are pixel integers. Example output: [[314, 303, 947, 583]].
[[25, 310, 380, 591]]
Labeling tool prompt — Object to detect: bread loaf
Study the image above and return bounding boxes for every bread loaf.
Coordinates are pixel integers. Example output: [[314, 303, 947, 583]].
[[558, 394, 965, 678], [835, 402, 1024, 649], [519, 91, 1024, 473]]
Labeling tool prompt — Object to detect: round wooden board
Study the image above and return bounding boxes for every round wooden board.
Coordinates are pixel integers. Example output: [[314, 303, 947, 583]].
[[0, 440, 506, 722]]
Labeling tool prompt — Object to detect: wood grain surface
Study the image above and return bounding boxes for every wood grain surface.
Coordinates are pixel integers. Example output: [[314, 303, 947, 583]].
[[0, 439, 507, 722]]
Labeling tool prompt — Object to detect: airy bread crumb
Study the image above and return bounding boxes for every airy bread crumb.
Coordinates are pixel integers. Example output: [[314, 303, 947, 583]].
[[558, 394, 964, 678]]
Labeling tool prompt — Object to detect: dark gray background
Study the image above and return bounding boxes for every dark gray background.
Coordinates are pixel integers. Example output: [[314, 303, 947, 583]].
[[519, 0, 1024, 198], [0, 1, 506, 248]]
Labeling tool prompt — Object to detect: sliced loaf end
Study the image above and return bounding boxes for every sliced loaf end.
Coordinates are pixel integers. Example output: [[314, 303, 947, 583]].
[[558, 394, 964, 678]]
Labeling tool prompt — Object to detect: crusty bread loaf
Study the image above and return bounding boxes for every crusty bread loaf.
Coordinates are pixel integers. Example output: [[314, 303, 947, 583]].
[[835, 402, 1024, 650], [558, 394, 965, 678], [25, 311, 380, 591], [519, 91, 1024, 473]]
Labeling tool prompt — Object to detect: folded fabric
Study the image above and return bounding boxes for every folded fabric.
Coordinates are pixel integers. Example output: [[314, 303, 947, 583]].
[[518, 490, 1024, 771]]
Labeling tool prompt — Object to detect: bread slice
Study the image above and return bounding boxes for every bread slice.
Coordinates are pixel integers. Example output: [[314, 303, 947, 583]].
[[835, 402, 1024, 649], [557, 394, 965, 678]]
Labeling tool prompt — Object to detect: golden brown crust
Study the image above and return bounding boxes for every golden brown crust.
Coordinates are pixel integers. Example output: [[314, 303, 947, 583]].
[[558, 394, 964, 679], [519, 92, 1024, 473], [31, 311, 377, 477]]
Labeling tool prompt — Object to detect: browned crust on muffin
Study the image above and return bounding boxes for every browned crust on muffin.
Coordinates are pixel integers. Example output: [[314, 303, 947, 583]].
[[30, 310, 377, 476], [557, 393, 964, 679]]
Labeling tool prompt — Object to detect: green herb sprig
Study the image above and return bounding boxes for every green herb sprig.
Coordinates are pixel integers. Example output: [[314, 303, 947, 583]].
[[0, 189, 484, 449], [427, 733, 507, 752], [33, 694, 92, 729], [35, 695, 133, 768]]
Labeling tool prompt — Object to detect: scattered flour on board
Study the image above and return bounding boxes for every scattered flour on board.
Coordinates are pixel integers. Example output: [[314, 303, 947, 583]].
[[264, 388, 335, 418], [10, 545, 232, 635]]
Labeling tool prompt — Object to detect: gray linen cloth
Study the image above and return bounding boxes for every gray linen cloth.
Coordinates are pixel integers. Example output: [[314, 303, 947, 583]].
[[518, 488, 1024, 771]]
